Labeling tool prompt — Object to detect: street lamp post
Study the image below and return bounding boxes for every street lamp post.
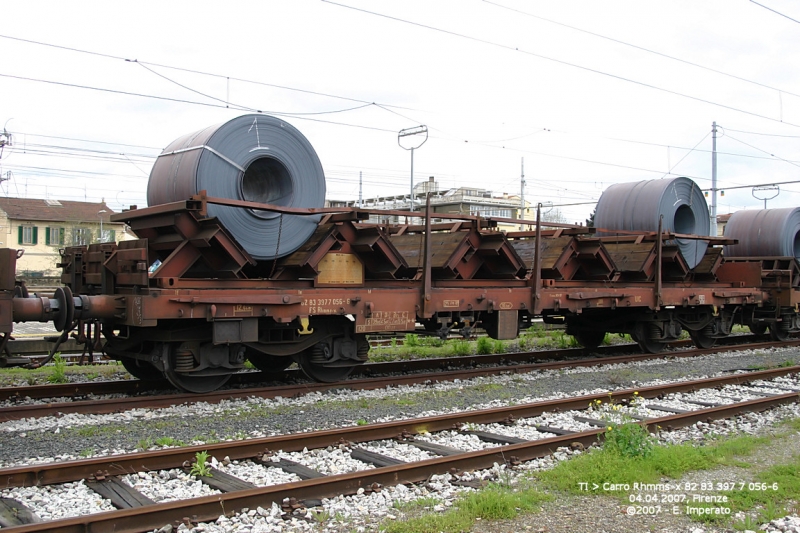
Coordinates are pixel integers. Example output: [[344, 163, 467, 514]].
[[398, 126, 428, 211], [98, 210, 106, 242]]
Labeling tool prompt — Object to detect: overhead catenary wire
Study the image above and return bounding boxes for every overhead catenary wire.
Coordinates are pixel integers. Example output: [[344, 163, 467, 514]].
[[482, 0, 800, 100], [722, 127, 800, 138], [2, 33, 797, 192], [0, 33, 420, 112], [749, 0, 800, 24], [320, 0, 800, 128], [3, 27, 796, 217], [660, 132, 711, 178], [3, 9, 797, 129], [0, 73, 380, 119], [722, 132, 800, 169]]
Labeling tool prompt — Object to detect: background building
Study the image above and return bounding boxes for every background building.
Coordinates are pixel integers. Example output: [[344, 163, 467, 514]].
[[328, 177, 530, 231], [0, 197, 132, 278]]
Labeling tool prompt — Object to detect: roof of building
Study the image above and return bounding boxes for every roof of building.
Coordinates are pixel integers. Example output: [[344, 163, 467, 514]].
[[0, 197, 116, 223], [717, 213, 732, 223]]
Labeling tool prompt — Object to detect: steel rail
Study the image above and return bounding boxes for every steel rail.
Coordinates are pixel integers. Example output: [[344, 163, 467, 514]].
[[1, 342, 641, 401], [0, 333, 785, 402], [0, 366, 796, 490], [4, 374, 799, 533], [1, 338, 797, 421]]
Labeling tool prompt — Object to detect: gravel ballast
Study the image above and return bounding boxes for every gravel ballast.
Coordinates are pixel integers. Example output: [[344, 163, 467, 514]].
[[0, 346, 798, 532]]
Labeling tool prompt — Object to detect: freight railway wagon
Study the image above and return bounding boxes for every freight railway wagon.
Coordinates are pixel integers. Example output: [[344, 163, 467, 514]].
[[1, 114, 799, 393]]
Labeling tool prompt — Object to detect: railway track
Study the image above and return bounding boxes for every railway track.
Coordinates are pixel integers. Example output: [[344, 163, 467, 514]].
[[1, 337, 798, 422], [0, 367, 797, 532]]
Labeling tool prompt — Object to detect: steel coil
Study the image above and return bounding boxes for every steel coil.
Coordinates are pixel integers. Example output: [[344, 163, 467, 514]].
[[722, 207, 800, 259], [594, 177, 710, 268], [147, 114, 325, 260]]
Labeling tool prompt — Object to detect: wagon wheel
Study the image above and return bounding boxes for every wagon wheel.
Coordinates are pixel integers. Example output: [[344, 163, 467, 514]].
[[165, 367, 232, 394], [119, 357, 163, 381], [688, 329, 716, 349], [632, 323, 665, 354], [297, 345, 355, 383], [246, 348, 293, 373], [571, 329, 606, 350], [162, 344, 232, 394], [769, 324, 790, 342], [635, 336, 666, 354], [748, 323, 767, 336]]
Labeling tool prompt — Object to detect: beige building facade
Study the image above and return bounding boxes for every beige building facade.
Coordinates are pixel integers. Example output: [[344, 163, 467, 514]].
[[0, 197, 132, 277]]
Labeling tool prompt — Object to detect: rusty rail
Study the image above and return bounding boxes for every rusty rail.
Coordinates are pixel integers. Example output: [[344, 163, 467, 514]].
[[1, 368, 798, 532], [2, 337, 798, 420]]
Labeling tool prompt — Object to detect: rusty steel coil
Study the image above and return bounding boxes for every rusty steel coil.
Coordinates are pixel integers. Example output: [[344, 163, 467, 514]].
[[147, 114, 325, 260], [594, 177, 710, 268], [723, 207, 800, 259]]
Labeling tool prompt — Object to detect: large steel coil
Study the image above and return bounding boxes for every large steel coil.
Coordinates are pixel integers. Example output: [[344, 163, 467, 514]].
[[594, 177, 710, 268], [722, 207, 800, 259], [147, 114, 325, 260]]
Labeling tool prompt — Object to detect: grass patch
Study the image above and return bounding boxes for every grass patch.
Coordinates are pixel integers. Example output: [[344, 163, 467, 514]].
[[535, 418, 800, 529], [382, 482, 551, 533], [155, 436, 184, 447], [450, 340, 472, 356], [722, 456, 800, 521], [47, 353, 68, 384], [393, 496, 439, 511], [0, 360, 126, 386], [537, 442, 713, 495], [536, 431, 774, 496], [79, 448, 95, 458]]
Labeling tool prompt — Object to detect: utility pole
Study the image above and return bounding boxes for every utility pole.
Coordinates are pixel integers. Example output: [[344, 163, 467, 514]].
[[358, 171, 363, 208], [520, 157, 526, 230], [398, 126, 428, 211], [711, 122, 718, 236]]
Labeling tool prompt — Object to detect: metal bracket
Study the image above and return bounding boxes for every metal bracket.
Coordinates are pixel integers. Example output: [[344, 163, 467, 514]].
[[298, 317, 314, 335]]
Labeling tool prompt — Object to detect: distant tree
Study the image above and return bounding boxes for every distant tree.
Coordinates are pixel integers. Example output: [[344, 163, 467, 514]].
[[585, 207, 596, 228], [541, 208, 567, 224]]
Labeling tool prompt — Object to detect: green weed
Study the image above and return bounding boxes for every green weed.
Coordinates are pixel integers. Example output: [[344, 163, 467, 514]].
[[190, 450, 213, 478], [476, 337, 493, 355], [450, 340, 471, 356], [47, 353, 67, 384], [382, 483, 550, 533], [604, 422, 656, 459], [404, 334, 420, 347], [155, 437, 184, 447]]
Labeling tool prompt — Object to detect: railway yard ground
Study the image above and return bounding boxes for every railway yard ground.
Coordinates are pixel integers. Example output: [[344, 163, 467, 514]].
[[0, 328, 799, 532]]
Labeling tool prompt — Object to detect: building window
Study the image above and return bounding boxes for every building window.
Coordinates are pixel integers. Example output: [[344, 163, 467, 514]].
[[46, 227, 65, 246], [468, 206, 512, 218], [73, 227, 91, 246], [17, 225, 38, 245], [98, 229, 116, 243]]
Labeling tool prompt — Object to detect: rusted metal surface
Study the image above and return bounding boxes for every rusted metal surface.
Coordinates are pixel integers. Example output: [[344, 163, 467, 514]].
[[3, 178, 800, 389], [146, 115, 326, 260], [724, 207, 800, 259], [594, 177, 710, 268]]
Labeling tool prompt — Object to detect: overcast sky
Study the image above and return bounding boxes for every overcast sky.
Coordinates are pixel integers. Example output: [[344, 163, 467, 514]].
[[2, 0, 799, 224]]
